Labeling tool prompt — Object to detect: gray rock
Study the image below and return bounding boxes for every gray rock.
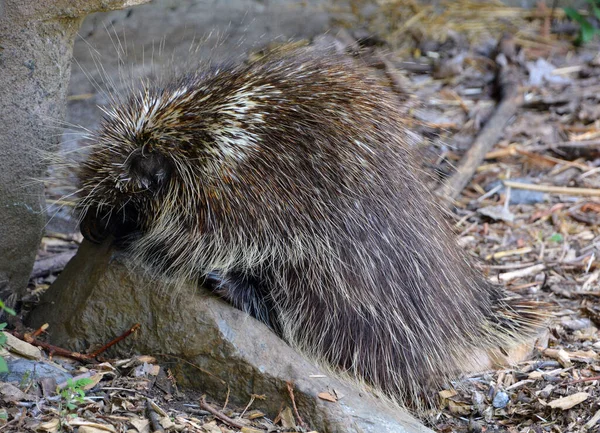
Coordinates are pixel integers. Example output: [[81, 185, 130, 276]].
[[0, 355, 72, 385], [492, 390, 509, 409], [29, 240, 432, 433], [486, 178, 546, 205], [0, 0, 149, 307]]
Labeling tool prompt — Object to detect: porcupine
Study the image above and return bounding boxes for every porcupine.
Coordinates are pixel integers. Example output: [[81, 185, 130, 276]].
[[75, 47, 542, 407]]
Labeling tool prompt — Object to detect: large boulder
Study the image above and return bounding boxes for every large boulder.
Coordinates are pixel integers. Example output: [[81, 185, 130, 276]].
[[29, 240, 433, 433]]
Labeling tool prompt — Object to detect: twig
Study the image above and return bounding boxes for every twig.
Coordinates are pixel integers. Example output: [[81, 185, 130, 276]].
[[437, 59, 522, 204], [157, 354, 230, 403], [10, 330, 97, 362], [30, 323, 49, 338], [10, 324, 140, 362], [146, 399, 165, 433], [99, 387, 151, 398], [546, 139, 600, 150], [199, 396, 255, 430], [502, 181, 600, 197], [286, 381, 305, 428], [497, 264, 546, 282], [88, 323, 140, 357], [566, 375, 600, 385]]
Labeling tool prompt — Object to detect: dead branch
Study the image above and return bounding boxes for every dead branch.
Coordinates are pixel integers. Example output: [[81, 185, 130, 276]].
[[437, 61, 523, 205]]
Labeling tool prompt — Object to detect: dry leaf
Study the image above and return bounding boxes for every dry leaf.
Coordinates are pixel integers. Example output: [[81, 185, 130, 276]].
[[78, 427, 114, 433], [0, 382, 33, 403], [439, 389, 458, 399], [317, 392, 338, 402], [280, 407, 296, 428], [201, 421, 221, 433], [566, 350, 598, 363], [129, 416, 150, 433], [82, 372, 104, 390], [528, 371, 543, 380], [547, 392, 589, 410], [68, 419, 117, 432], [38, 419, 60, 433], [241, 428, 265, 433], [448, 400, 472, 416]]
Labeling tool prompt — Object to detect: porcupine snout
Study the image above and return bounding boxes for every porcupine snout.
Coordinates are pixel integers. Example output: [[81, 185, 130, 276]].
[[80, 148, 173, 247]]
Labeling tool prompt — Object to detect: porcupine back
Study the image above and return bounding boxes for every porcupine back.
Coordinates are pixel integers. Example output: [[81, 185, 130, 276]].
[[76, 47, 543, 408]]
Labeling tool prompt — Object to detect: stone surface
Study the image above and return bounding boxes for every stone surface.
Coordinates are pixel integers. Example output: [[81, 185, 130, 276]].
[[0, 0, 150, 307], [29, 240, 432, 433], [0, 355, 72, 385], [2, 332, 42, 360]]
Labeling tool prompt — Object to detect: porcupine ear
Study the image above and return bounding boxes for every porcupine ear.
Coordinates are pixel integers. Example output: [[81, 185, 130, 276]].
[[128, 148, 174, 192]]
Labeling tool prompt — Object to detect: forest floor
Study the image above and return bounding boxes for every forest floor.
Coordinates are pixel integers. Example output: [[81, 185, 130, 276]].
[[2, 1, 600, 432]]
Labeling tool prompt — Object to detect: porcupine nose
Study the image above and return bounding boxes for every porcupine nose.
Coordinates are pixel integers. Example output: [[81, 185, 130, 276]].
[[128, 149, 173, 193]]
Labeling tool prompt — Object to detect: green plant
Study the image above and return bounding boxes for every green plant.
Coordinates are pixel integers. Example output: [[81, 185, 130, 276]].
[[548, 233, 564, 243], [59, 378, 94, 412], [0, 300, 16, 373], [564, 0, 600, 45]]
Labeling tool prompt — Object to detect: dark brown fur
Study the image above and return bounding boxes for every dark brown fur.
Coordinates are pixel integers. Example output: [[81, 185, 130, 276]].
[[75, 47, 543, 407]]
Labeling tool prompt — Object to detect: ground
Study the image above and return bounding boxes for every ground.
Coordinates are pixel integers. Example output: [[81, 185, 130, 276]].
[[2, 0, 600, 432]]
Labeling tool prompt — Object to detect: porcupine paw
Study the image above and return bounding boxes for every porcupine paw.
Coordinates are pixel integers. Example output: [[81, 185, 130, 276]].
[[203, 271, 280, 332]]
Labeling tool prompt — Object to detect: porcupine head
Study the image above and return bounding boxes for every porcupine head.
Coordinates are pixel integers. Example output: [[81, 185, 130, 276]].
[[74, 47, 544, 409]]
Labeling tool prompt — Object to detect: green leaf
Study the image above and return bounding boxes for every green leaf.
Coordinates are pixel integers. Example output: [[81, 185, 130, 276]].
[[0, 323, 6, 330], [565, 6, 600, 45], [75, 378, 94, 387], [548, 233, 563, 243], [0, 334, 6, 346], [587, 0, 600, 21], [565, 7, 586, 23], [1, 307, 15, 316], [0, 356, 8, 373], [581, 21, 598, 44]]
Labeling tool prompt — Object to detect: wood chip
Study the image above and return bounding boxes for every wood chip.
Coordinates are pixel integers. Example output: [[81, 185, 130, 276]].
[[585, 409, 600, 429], [547, 392, 589, 410], [542, 348, 572, 367]]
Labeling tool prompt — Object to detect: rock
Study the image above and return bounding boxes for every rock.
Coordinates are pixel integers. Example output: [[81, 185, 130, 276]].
[[29, 241, 432, 433], [477, 205, 515, 223], [0, 0, 149, 308], [0, 355, 72, 385], [492, 390, 509, 409], [486, 178, 546, 205], [2, 332, 42, 360]]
